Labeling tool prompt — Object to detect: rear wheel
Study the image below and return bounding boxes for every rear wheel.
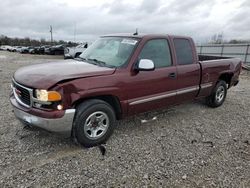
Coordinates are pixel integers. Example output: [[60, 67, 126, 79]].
[[206, 80, 227, 108], [72, 99, 116, 147]]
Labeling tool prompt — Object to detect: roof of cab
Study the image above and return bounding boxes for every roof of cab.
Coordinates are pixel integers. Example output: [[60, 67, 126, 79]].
[[101, 33, 191, 39], [102, 33, 164, 38]]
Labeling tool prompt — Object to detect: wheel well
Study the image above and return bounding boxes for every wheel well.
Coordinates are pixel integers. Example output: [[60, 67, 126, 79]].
[[219, 73, 233, 86], [73, 95, 122, 120]]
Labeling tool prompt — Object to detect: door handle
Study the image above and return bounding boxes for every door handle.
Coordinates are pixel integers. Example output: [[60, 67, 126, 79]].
[[168, 72, 176, 78]]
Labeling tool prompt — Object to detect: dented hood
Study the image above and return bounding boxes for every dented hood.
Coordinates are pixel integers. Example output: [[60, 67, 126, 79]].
[[14, 59, 116, 89]]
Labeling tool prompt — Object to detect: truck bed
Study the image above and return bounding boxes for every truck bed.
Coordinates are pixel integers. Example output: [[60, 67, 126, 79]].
[[198, 55, 232, 61], [197, 55, 241, 98]]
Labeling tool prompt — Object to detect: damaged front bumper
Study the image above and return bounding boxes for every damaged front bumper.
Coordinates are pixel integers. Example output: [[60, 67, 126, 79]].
[[10, 94, 75, 137]]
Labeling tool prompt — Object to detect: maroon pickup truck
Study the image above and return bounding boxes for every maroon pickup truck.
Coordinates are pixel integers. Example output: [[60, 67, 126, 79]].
[[10, 34, 242, 147]]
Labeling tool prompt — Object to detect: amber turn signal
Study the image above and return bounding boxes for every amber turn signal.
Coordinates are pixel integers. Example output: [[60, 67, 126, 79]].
[[48, 91, 62, 101]]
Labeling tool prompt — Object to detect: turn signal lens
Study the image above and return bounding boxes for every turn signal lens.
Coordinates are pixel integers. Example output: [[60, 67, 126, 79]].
[[48, 91, 62, 101], [36, 89, 61, 102]]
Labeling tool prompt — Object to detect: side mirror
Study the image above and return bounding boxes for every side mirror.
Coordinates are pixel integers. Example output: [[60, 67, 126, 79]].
[[136, 59, 155, 71]]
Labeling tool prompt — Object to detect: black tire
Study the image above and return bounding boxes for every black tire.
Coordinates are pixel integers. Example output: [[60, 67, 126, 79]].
[[72, 99, 116, 147], [206, 80, 227, 108]]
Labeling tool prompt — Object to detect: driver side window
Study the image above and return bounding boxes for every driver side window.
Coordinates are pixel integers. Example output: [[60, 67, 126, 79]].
[[139, 39, 172, 68]]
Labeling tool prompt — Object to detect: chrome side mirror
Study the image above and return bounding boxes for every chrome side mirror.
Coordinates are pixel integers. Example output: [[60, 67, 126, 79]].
[[136, 59, 155, 71]]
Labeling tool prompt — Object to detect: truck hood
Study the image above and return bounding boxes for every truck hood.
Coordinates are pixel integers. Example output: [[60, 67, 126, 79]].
[[14, 59, 116, 89]]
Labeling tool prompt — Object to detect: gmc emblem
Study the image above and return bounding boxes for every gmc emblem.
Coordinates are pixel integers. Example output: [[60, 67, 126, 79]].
[[15, 88, 22, 97]]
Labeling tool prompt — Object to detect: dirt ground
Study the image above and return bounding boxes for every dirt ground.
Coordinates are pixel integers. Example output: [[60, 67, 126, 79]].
[[0, 50, 249, 187]]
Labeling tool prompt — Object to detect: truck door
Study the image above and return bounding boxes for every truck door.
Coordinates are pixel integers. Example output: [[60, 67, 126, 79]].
[[127, 38, 177, 115], [173, 38, 200, 103]]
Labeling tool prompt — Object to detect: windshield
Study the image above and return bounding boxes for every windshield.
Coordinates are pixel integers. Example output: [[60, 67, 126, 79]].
[[79, 37, 138, 67]]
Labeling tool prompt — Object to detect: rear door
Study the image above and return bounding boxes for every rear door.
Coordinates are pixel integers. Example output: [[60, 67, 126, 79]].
[[172, 38, 200, 102], [127, 38, 177, 115]]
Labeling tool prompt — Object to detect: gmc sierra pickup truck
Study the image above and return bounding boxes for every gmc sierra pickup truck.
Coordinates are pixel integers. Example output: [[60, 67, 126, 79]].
[[10, 34, 242, 147]]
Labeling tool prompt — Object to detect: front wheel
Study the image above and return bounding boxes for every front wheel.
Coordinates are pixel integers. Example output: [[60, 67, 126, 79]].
[[206, 80, 227, 108], [72, 99, 116, 147]]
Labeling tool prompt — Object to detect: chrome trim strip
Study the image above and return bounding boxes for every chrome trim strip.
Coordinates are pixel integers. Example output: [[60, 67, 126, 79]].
[[130, 92, 176, 105], [201, 82, 213, 89], [65, 109, 76, 114], [176, 86, 199, 95], [129, 85, 199, 106], [12, 79, 33, 92]]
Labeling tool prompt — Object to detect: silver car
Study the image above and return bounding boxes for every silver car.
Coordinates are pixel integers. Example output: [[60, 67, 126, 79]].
[[64, 43, 88, 59]]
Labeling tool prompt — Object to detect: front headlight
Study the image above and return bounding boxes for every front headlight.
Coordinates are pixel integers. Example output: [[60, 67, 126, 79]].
[[35, 89, 61, 102]]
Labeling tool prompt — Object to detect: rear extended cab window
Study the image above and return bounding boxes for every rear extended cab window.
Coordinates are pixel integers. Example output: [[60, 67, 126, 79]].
[[173, 38, 194, 65], [139, 39, 172, 68]]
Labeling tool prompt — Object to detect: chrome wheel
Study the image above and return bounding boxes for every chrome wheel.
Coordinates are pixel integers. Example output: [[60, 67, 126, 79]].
[[83, 111, 109, 140], [215, 86, 225, 103]]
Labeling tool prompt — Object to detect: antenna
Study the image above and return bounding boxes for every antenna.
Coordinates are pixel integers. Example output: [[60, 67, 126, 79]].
[[50, 25, 53, 44], [133, 28, 138, 35]]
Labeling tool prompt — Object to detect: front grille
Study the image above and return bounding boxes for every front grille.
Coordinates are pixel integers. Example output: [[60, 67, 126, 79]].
[[12, 80, 31, 107]]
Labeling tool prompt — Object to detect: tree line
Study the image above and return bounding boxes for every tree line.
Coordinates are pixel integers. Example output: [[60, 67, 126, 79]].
[[0, 35, 78, 47]]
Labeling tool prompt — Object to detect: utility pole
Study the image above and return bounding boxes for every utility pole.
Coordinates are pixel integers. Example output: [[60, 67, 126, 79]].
[[50, 25, 53, 44], [74, 22, 76, 44]]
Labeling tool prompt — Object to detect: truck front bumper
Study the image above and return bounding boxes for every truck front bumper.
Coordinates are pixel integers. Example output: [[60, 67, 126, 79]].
[[10, 85, 76, 137], [13, 107, 75, 136]]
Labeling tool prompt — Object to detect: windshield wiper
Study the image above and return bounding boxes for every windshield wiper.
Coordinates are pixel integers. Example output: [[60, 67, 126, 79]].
[[87, 58, 115, 68], [87, 58, 107, 66], [76, 57, 115, 68], [75, 57, 87, 61]]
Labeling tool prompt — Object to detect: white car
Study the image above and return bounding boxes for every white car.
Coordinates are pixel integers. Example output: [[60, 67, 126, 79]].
[[0, 45, 12, 51], [64, 43, 88, 59], [15, 46, 23, 52]]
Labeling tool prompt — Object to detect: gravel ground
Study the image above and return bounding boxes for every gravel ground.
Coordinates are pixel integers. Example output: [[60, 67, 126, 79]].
[[0, 51, 249, 187]]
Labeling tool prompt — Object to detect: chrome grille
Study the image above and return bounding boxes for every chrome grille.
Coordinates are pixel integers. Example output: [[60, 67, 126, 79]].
[[12, 79, 32, 107]]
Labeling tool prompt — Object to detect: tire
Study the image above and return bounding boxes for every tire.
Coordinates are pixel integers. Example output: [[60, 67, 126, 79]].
[[72, 99, 116, 147], [206, 80, 227, 108]]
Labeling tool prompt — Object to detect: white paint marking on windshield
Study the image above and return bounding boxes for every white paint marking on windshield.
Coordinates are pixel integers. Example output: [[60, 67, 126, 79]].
[[121, 39, 138, 45]]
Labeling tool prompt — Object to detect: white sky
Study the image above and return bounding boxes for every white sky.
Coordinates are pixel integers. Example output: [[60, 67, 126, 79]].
[[0, 0, 249, 43]]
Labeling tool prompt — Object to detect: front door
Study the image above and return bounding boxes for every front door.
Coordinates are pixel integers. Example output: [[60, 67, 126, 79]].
[[127, 38, 177, 115]]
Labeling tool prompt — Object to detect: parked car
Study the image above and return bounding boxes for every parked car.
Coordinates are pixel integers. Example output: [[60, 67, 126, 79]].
[[28, 47, 35, 54], [38, 45, 51, 55], [20, 47, 29, 53], [7, 46, 15, 52], [45, 45, 65, 55], [64, 43, 88, 59], [9, 46, 21, 52], [0, 45, 11, 51], [15, 46, 23, 53], [10, 34, 242, 147], [29, 46, 44, 54]]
